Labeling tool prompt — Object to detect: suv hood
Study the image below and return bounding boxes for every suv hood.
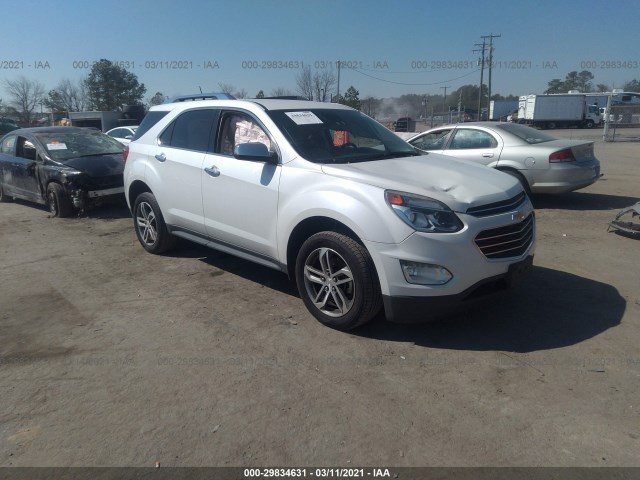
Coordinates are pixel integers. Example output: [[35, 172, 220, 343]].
[[321, 154, 522, 213]]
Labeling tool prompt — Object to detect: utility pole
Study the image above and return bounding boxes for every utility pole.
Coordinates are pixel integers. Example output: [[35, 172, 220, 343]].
[[481, 33, 501, 117], [440, 86, 450, 117], [474, 39, 486, 121], [336, 60, 341, 102]]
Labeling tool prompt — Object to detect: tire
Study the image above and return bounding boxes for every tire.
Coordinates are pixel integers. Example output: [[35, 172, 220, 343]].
[[133, 192, 176, 254], [585, 120, 595, 129], [295, 231, 382, 330], [501, 169, 531, 196], [47, 183, 74, 217], [0, 184, 13, 203]]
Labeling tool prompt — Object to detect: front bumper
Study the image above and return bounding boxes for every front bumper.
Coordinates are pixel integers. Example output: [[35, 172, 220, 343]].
[[363, 201, 536, 323], [383, 255, 533, 323], [87, 186, 125, 198]]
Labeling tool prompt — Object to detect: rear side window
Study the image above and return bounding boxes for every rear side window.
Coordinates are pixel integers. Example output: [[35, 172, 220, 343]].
[[132, 111, 169, 140], [158, 109, 218, 152], [449, 129, 498, 149]]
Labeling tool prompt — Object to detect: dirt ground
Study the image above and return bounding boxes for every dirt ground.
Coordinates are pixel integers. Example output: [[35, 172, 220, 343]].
[[1, 129, 639, 468]]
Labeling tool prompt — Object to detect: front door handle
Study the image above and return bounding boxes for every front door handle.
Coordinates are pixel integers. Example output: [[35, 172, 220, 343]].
[[204, 165, 220, 177], [482, 152, 494, 158], [154, 153, 166, 162]]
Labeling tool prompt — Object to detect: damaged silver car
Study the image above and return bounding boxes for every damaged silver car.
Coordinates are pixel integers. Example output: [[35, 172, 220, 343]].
[[0, 127, 125, 217]]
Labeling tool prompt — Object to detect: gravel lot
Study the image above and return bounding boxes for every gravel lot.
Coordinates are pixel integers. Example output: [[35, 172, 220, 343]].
[[1, 129, 639, 467]]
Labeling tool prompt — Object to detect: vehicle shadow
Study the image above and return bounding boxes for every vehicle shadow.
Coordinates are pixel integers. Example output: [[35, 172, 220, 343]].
[[86, 203, 131, 219], [355, 266, 625, 353], [531, 191, 638, 211], [166, 242, 299, 296]]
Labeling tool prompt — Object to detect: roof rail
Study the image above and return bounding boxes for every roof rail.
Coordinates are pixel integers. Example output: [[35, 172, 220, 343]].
[[164, 93, 236, 103]]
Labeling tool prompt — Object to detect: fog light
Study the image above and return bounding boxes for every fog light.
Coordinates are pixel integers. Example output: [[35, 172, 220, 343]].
[[400, 260, 452, 285]]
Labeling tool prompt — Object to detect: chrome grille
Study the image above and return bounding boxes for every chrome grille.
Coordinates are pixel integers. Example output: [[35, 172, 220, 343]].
[[466, 192, 527, 217], [475, 213, 535, 259]]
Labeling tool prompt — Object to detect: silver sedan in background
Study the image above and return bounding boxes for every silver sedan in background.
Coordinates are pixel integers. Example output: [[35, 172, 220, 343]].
[[407, 122, 601, 194]]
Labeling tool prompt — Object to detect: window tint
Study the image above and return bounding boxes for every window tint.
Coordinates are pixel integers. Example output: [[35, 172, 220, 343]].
[[159, 109, 217, 152], [132, 111, 169, 140], [410, 129, 451, 151], [217, 112, 271, 156], [449, 129, 498, 149]]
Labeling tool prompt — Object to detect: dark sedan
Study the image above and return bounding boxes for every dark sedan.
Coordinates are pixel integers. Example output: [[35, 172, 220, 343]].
[[0, 127, 125, 217]]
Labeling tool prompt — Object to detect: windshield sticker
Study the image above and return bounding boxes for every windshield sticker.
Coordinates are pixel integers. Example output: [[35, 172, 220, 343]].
[[47, 142, 68, 150], [285, 111, 323, 125]]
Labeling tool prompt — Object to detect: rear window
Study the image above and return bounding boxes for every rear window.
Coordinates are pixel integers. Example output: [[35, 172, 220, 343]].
[[493, 123, 556, 144], [132, 111, 169, 140]]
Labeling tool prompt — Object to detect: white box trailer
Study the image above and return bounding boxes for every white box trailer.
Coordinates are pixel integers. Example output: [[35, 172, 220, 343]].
[[517, 94, 601, 129], [489, 100, 518, 121]]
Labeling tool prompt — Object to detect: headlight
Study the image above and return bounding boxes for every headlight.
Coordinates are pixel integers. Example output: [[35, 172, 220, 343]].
[[385, 190, 463, 233]]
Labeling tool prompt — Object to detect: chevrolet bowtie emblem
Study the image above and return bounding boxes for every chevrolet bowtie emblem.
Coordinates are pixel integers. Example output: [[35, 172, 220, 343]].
[[512, 211, 526, 222]]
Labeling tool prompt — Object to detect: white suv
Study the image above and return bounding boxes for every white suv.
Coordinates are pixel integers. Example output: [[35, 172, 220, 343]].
[[124, 96, 535, 330]]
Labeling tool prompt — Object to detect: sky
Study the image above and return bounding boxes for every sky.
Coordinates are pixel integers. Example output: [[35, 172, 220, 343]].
[[2, 0, 639, 103]]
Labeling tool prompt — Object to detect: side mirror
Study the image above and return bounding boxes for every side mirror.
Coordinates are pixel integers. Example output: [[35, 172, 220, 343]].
[[233, 142, 276, 163]]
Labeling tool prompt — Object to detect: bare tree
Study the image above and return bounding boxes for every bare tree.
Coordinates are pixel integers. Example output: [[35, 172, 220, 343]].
[[313, 69, 336, 102], [295, 66, 314, 100], [44, 78, 87, 113], [234, 88, 248, 99], [270, 87, 294, 97], [3, 76, 46, 125], [218, 82, 235, 95]]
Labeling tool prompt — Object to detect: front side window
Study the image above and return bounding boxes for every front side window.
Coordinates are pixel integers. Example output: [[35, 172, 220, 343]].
[[217, 112, 271, 156], [410, 129, 451, 151], [158, 109, 217, 152], [449, 129, 498, 150], [17, 137, 37, 160]]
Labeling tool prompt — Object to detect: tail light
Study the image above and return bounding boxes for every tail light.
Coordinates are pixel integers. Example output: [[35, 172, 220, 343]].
[[123, 145, 129, 163], [549, 148, 575, 162]]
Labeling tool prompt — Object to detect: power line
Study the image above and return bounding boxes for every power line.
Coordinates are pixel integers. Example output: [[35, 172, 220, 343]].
[[349, 67, 481, 86]]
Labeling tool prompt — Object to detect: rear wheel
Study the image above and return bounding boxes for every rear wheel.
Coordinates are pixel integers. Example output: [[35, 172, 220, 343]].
[[0, 184, 13, 202], [47, 183, 74, 217], [133, 192, 176, 254], [295, 231, 382, 330]]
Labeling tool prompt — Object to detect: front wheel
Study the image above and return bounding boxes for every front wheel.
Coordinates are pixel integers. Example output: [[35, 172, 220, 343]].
[[47, 183, 74, 217], [295, 232, 382, 330], [585, 120, 595, 128], [133, 192, 176, 254]]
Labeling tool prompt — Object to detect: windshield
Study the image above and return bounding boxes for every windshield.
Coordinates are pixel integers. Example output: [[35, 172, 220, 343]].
[[36, 131, 124, 161], [493, 123, 557, 144], [267, 108, 418, 163]]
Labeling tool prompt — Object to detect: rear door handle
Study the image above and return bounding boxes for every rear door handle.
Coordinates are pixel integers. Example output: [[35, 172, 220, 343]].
[[154, 153, 166, 162], [482, 152, 494, 158], [204, 165, 220, 177]]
